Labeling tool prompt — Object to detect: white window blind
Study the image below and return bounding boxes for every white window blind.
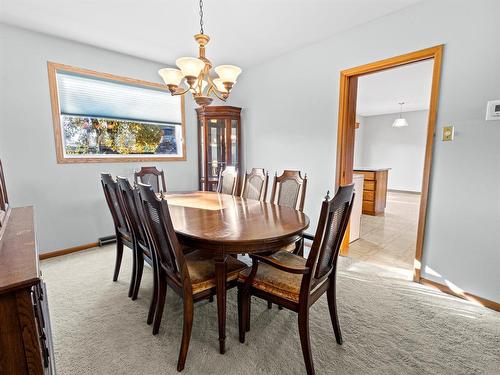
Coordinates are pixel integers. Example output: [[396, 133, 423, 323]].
[[56, 72, 182, 125]]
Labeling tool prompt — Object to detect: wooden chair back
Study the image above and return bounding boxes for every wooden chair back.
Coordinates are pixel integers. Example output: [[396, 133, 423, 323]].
[[305, 184, 355, 285], [270, 170, 308, 211], [0, 159, 9, 212], [217, 166, 239, 195], [116, 177, 148, 247], [134, 166, 167, 193], [100, 173, 129, 237], [240, 168, 269, 201], [136, 183, 190, 291]]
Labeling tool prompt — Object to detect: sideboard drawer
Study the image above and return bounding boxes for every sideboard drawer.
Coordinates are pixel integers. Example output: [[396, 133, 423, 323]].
[[363, 190, 375, 201], [364, 180, 376, 191], [362, 200, 375, 214], [357, 171, 375, 180]]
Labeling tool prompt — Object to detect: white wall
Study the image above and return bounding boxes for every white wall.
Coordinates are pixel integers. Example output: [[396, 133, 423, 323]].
[[0, 24, 199, 253], [229, 0, 500, 303], [353, 115, 365, 167], [355, 110, 428, 192]]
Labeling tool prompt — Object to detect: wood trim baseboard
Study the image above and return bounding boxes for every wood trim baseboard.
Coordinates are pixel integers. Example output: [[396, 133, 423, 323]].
[[420, 277, 499, 312], [39, 242, 99, 260]]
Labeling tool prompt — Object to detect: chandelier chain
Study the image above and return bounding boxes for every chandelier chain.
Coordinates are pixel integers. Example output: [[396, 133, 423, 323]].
[[199, 0, 204, 34]]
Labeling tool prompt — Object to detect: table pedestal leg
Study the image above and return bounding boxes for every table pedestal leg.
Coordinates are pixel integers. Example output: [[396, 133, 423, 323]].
[[215, 255, 227, 354]]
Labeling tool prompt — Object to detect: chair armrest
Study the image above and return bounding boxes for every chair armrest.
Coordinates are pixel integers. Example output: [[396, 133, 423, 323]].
[[250, 254, 310, 275]]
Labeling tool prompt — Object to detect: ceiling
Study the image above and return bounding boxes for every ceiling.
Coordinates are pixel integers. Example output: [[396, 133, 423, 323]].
[[356, 59, 433, 117], [0, 0, 422, 68]]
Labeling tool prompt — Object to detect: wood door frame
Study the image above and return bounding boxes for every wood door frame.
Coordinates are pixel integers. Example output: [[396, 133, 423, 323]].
[[335, 45, 444, 282]]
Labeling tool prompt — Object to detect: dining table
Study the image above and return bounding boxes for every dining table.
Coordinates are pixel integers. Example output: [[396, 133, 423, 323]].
[[161, 191, 310, 354]]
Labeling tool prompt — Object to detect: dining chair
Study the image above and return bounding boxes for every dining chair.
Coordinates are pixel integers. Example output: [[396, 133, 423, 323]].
[[217, 166, 239, 195], [269, 170, 308, 262], [0, 159, 9, 228], [136, 183, 247, 371], [0, 159, 9, 212], [237, 184, 355, 375], [270, 170, 307, 211], [115, 177, 157, 319], [100, 173, 135, 297], [134, 166, 167, 193], [240, 168, 269, 201]]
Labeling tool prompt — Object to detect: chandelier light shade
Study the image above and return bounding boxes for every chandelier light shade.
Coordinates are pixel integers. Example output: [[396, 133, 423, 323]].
[[212, 78, 229, 93], [158, 68, 184, 86], [392, 102, 409, 128], [214, 65, 242, 84], [175, 57, 205, 78], [158, 0, 242, 107]]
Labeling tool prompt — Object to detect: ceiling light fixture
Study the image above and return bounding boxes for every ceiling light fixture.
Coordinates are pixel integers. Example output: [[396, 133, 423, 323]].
[[158, 0, 242, 107], [392, 102, 409, 127]]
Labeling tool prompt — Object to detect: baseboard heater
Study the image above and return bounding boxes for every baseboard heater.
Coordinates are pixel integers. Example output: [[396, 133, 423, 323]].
[[98, 235, 116, 246]]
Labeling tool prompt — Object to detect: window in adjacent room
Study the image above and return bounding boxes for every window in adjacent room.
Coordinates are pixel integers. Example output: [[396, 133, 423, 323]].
[[48, 62, 185, 163]]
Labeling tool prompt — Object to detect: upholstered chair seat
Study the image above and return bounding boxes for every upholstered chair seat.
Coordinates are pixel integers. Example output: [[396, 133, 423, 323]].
[[238, 251, 324, 303], [280, 243, 297, 253], [186, 250, 247, 294]]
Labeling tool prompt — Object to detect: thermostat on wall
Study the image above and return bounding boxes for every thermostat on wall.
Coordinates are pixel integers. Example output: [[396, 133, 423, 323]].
[[486, 100, 500, 120]]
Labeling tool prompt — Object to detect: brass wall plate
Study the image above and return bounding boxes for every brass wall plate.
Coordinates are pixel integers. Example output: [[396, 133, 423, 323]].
[[442, 126, 454, 141]]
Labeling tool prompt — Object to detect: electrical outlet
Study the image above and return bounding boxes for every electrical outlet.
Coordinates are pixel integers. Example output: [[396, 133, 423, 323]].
[[442, 126, 454, 141]]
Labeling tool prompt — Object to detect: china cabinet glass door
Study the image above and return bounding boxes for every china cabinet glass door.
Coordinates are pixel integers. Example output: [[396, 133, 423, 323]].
[[197, 106, 241, 192], [229, 119, 239, 166], [207, 118, 226, 182]]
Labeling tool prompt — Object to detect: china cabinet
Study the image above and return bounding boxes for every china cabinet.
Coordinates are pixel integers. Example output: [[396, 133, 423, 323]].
[[196, 106, 242, 191]]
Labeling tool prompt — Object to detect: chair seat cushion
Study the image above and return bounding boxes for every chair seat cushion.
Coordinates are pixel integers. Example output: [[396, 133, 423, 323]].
[[238, 251, 320, 303], [186, 251, 248, 294], [280, 243, 296, 252]]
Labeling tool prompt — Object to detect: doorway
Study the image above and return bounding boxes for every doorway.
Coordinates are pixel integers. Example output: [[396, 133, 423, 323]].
[[336, 46, 443, 282]]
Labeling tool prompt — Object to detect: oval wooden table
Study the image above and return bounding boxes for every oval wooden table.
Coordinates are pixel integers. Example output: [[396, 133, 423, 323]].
[[163, 191, 310, 354]]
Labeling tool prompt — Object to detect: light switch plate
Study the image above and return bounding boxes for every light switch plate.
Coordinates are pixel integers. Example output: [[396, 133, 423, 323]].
[[442, 126, 454, 141], [486, 100, 500, 120]]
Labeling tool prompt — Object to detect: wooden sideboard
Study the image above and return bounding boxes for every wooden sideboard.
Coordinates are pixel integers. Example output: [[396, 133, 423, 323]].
[[0, 206, 56, 374], [353, 168, 390, 216]]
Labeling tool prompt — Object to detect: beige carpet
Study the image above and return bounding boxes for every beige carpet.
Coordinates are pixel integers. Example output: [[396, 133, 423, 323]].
[[41, 245, 499, 375]]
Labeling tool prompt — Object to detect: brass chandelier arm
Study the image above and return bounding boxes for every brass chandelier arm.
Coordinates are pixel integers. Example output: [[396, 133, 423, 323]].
[[208, 85, 227, 101], [172, 86, 192, 96], [206, 75, 228, 101]]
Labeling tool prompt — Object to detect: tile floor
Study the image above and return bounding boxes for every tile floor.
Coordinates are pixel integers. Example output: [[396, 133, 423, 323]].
[[347, 191, 420, 273]]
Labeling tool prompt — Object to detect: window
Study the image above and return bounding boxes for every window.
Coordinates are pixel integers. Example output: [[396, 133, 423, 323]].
[[48, 62, 185, 163]]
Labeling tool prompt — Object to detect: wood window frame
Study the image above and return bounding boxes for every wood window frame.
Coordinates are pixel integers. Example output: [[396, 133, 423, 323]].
[[47, 62, 186, 163], [335, 45, 444, 283]]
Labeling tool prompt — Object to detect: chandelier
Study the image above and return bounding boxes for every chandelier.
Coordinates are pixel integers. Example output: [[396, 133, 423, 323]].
[[158, 0, 242, 107]]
